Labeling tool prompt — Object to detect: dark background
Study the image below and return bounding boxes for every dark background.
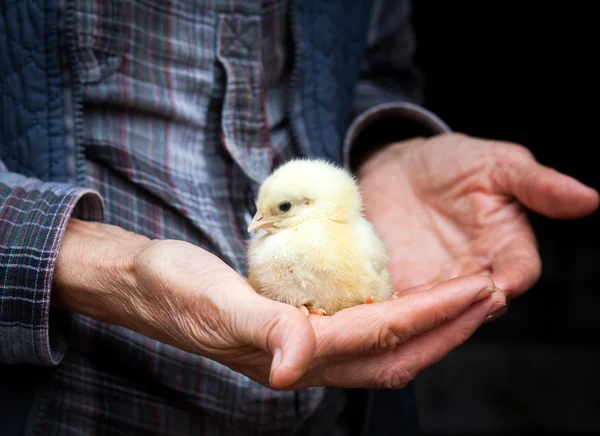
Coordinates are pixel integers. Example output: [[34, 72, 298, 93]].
[[410, 2, 600, 434]]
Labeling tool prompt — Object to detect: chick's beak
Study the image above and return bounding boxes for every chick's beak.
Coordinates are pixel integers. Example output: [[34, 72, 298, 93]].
[[247, 211, 274, 232]]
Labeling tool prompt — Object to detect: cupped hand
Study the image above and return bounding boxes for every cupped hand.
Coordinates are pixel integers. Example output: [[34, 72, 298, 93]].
[[53, 219, 315, 389], [53, 219, 505, 391], [358, 132, 599, 300], [293, 274, 505, 389]]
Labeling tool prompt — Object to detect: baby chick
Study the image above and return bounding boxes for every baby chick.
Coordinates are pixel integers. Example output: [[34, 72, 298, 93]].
[[246, 158, 392, 316]]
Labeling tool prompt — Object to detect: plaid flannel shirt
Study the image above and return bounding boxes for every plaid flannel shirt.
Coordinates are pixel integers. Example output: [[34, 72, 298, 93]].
[[0, 0, 449, 434]]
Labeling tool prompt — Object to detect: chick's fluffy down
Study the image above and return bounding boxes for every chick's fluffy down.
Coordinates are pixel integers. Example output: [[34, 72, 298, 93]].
[[246, 159, 392, 315]]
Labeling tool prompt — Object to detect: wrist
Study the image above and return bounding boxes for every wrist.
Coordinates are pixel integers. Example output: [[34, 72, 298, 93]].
[[349, 119, 429, 172], [356, 137, 426, 181], [52, 219, 151, 326], [344, 102, 451, 172]]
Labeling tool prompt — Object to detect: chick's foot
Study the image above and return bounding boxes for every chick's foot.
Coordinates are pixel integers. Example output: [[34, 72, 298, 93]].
[[308, 307, 327, 316], [298, 304, 327, 316], [298, 305, 310, 316]]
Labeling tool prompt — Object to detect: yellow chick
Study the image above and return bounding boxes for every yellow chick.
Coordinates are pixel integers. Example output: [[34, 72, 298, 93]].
[[246, 158, 392, 316]]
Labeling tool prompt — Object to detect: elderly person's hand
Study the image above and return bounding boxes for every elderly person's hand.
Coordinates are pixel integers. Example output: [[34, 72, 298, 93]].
[[53, 219, 504, 390], [358, 132, 599, 308]]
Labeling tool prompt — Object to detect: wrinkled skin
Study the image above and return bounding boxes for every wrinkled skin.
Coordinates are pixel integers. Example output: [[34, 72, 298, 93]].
[[53, 132, 597, 392], [54, 220, 504, 391], [358, 132, 599, 302]]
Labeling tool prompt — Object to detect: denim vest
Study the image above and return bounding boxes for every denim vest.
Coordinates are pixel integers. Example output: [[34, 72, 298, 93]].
[[1, 0, 371, 176], [0, 0, 372, 433]]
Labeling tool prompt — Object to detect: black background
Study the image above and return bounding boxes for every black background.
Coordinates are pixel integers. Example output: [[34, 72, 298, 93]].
[[410, 2, 600, 434]]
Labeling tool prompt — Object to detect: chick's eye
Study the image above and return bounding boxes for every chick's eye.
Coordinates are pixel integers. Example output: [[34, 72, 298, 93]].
[[278, 202, 292, 212]]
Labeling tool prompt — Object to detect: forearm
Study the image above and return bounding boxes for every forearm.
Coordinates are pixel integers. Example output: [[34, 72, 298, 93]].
[[52, 219, 152, 330], [51, 219, 213, 355]]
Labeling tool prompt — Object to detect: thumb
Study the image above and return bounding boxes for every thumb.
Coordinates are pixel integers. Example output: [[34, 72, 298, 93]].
[[495, 156, 599, 219], [240, 295, 316, 390]]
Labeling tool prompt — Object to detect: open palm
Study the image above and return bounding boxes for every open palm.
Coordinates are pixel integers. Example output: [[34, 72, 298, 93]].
[[358, 133, 599, 299]]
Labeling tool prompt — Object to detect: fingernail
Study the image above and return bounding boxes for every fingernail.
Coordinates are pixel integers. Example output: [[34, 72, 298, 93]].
[[486, 302, 507, 319], [475, 287, 497, 302], [390, 292, 399, 300], [269, 348, 282, 386]]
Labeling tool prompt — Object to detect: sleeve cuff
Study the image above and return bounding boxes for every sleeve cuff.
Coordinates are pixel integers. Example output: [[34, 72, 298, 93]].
[[343, 102, 451, 171], [0, 181, 104, 366]]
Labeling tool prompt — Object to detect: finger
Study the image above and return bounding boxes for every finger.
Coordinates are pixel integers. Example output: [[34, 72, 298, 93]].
[[429, 257, 492, 286], [494, 153, 599, 219], [311, 274, 498, 360], [239, 294, 316, 390], [389, 283, 434, 300], [389, 290, 505, 384], [301, 291, 505, 389], [484, 300, 509, 323], [489, 234, 541, 299]]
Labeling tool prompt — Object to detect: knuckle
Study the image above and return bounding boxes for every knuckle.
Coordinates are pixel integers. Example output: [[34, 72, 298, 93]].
[[376, 367, 412, 389], [433, 301, 454, 326], [460, 274, 496, 293], [373, 327, 404, 353], [513, 143, 535, 159], [369, 308, 408, 354], [386, 372, 409, 389], [479, 274, 496, 289], [502, 142, 535, 162]]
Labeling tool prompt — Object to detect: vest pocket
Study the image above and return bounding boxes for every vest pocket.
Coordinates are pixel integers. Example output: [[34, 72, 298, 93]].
[[216, 13, 273, 184], [72, 0, 124, 84]]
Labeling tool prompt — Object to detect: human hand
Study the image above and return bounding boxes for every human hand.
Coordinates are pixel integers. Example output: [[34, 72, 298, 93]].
[[293, 274, 505, 389], [52, 219, 315, 389], [52, 219, 504, 390], [358, 132, 599, 301]]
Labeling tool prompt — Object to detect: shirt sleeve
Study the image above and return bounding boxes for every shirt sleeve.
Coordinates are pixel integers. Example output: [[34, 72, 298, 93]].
[[0, 163, 104, 366], [343, 0, 452, 171]]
